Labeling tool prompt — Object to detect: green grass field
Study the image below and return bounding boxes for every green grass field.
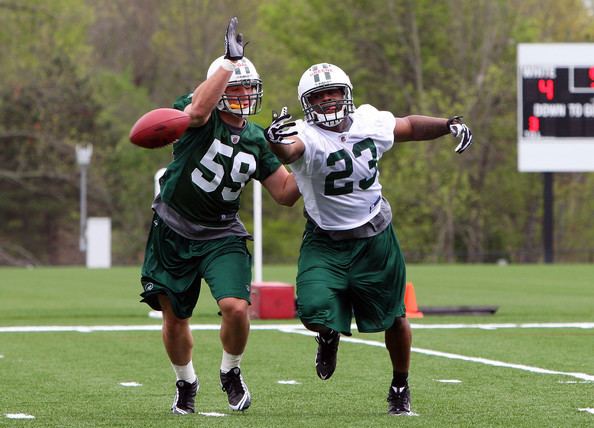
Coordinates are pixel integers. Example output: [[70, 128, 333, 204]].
[[1, 265, 593, 427]]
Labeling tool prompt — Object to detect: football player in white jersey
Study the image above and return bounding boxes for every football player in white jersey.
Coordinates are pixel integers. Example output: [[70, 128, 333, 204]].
[[264, 63, 473, 416]]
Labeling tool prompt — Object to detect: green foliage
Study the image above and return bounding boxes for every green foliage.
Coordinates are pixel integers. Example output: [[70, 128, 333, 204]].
[[1, 0, 594, 265], [89, 69, 169, 262], [0, 1, 98, 264]]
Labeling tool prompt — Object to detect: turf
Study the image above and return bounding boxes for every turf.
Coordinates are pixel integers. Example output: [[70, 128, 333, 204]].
[[0, 264, 593, 427]]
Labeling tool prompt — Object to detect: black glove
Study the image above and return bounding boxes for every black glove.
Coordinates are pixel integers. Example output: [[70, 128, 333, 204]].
[[448, 116, 473, 154], [224, 17, 244, 61], [265, 107, 297, 145]]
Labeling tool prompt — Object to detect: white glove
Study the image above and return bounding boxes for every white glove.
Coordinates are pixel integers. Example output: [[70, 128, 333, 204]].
[[448, 116, 473, 154], [265, 107, 297, 145]]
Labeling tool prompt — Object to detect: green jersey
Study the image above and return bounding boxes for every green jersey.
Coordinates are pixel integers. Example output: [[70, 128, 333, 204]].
[[158, 94, 281, 228]]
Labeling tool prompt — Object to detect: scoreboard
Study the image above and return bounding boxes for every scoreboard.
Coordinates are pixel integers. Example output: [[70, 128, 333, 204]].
[[517, 44, 594, 172], [521, 67, 594, 137]]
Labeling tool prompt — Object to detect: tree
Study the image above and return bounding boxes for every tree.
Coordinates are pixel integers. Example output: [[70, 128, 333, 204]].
[[1, 0, 593, 265], [260, 0, 594, 262]]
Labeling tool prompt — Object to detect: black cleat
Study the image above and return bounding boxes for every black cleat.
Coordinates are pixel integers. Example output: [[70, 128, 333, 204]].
[[387, 384, 412, 416], [315, 330, 340, 380], [220, 367, 251, 411], [171, 379, 198, 415]]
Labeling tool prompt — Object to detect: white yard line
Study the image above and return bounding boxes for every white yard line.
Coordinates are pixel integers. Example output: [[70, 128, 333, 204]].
[[281, 327, 594, 383], [411, 347, 594, 382], [410, 322, 594, 330], [0, 322, 593, 333], [5, 413, 35, 419], [1, 322, 592, 382]]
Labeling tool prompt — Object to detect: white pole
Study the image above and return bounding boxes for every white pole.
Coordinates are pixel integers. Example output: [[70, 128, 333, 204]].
[[253, 180, 263, 282], [154, 168, 166, 197], [75, 144, 93, 253], [79, 164, 88, 251]]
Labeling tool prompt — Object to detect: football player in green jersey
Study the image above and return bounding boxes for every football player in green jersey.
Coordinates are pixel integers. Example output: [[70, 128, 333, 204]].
[[139, 17, 300, 414], [265, 63, 472, 416]]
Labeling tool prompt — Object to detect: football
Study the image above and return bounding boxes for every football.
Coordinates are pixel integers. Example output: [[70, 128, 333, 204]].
[[129, 108, 191, 149]]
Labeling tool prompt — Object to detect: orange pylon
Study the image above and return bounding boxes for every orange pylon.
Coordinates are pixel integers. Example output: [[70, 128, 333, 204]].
[[405, 282, 423, 318]]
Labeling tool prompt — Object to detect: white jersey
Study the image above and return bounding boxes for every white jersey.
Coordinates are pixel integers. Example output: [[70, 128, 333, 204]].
[[290, 104, 396, 230]]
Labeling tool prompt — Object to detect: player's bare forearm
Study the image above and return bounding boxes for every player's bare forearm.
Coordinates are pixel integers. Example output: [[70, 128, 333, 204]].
[[185, 66, 233, 127], [394, 115, 449, 142], [262, 167, 301, 206], [278, 173, 301, 206], [268, 137, 305, 164]]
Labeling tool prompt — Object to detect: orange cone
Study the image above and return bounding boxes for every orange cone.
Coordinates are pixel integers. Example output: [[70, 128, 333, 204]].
[[405, 282, 423, 318]]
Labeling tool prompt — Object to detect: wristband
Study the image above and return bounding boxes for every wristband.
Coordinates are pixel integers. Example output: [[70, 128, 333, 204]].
[[447, 115, 463, 129], [221, 59, 235, 71]]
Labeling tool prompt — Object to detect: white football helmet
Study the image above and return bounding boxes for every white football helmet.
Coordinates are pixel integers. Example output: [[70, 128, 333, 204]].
[[297, 63, 355, 127], [206, 56, 263, 116]]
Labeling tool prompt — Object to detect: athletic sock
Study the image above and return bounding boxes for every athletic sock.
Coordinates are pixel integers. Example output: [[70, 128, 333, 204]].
[[391, 371, 409, 388], [172, 361, 197, 384], [220, 350, 243, 373]]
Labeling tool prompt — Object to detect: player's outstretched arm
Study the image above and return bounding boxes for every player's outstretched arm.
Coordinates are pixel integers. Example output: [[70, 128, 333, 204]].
[[394, 115, 473, 153], [265, 107, 305, 164], [185, 17, 244, 127]]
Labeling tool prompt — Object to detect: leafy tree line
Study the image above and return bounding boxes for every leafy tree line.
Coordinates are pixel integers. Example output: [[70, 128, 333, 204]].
[[1, 0, 593, 266]]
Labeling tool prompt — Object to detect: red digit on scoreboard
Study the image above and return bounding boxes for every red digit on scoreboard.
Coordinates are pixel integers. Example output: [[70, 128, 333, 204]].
[[589, 67, 594, 88], [528, 116, 540, 132], [538, 79, 554, 100]]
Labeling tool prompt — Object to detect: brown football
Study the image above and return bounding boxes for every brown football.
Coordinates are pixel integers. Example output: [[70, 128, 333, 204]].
[[129, 108, 191, 149]]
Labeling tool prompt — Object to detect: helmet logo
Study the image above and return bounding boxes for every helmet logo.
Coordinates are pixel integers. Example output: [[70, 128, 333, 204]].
[[234, 65, 251, 76], [313, 70, 332, 83], [311, 64, 333, 84]]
